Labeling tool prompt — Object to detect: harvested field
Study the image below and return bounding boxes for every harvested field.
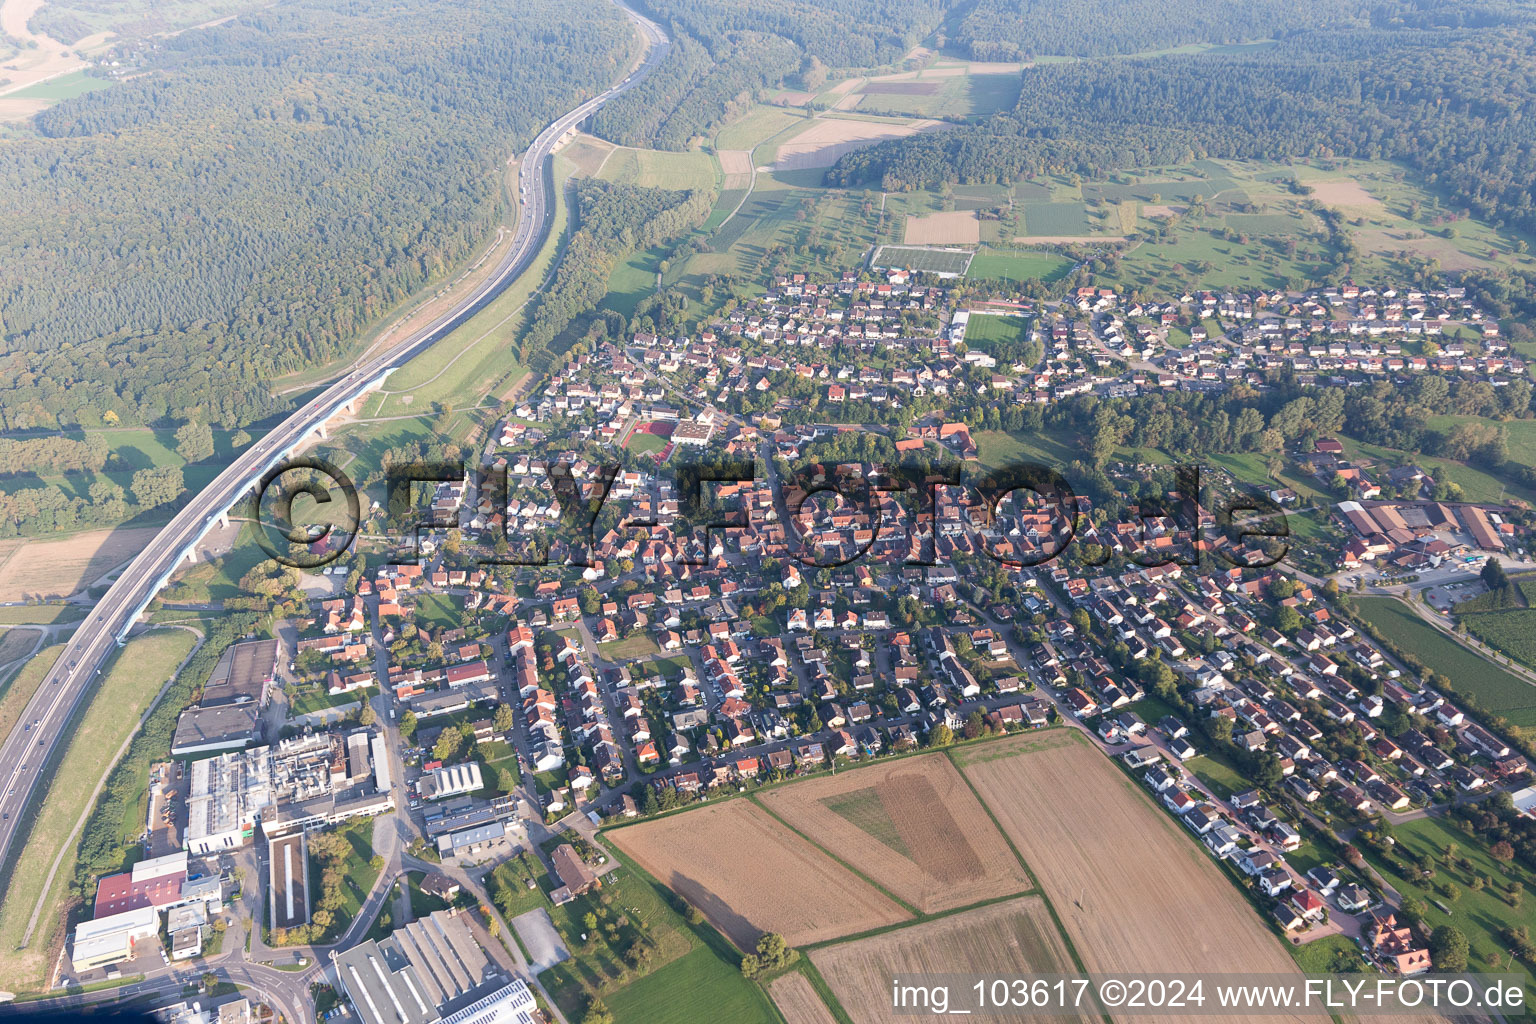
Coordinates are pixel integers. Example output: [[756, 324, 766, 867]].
[[608, 799, 910, 948], [718, 149, 754, 188], [955, 730, 1322, 1024], [560, 133, 616, 177], [1011, 234, 1127, 244], [718, 150, 754, 176], [0, 96, 49, 122], [757, 753, 1033, 913], [904, 210, 980, 245], [812, 897, 1091, 1024], [769, 973, 839, 1024], [0, 626, 41, 671], [1142, 204, 1185, 218], [773, 117, 943, 170], [1309, 179, 1381, 208], [863, 81, 940, 95], [0, 527, 160, 602]]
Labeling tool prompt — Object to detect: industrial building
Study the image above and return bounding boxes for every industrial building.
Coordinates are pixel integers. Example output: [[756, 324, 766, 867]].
[[168, 639, 280, 756], [74, 852, 224, 971], [419, 762, 483, 801], [185, 728, 392, 855], [435, 819, 516, 860], [171, 705, 262, 757], [202, 638, 280, 707], [93, 851, 190, 916], [331, 910, 536, 1024], [70, 905, 160, 972]]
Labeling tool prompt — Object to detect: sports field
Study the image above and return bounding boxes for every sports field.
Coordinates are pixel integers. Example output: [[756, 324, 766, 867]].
[[871, 245, 973, 275], [966, 247, 1074, 282], [961, 313, 1033, 350]]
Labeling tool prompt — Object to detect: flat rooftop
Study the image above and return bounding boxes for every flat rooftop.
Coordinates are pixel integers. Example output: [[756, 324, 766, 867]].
[[171, 705, 260, 754], [202, 638, 279, 707]]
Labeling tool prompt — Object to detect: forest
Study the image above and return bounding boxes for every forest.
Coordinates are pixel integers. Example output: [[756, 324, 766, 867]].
[[591, 29, 799, 150], [829, 17, 1536, 247], [948, 0, 1366, 59], [0, 0, 635, 433]]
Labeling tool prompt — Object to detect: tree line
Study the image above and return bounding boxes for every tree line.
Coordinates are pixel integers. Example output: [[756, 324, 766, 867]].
[[519, 179, 712, 374], [828, 18, 1536, 249], [0, 433, 109, 476], [948, 0, 1363, 60], [591, 0, 947, 149]]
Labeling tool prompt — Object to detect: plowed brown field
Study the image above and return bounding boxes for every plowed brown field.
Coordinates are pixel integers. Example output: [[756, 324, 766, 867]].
[[769, 973, 840, 1024], [954, 730, 1324, 1024], [811, 896, 1092, 1024], [758, 753, 1033, 912], [609, 799, 910, 948]]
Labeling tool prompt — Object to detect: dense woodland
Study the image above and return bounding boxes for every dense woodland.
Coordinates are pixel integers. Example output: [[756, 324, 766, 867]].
[[0, 0, 634, 432], [592, 0, 947, 149], [948, 0, 1366, 59], [592, 29, 799, 150], [830, 18, 1536, 245]]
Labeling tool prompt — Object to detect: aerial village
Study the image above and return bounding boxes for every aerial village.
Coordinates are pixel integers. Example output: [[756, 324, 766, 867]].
[[62, 268, 1536, 1003]]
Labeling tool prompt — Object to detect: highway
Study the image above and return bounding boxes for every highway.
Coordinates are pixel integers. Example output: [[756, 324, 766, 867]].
[[0, 0, 669, 910]]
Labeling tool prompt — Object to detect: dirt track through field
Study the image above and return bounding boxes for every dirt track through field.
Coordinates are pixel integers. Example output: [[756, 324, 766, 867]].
[[1011, 233, 1127, 244]]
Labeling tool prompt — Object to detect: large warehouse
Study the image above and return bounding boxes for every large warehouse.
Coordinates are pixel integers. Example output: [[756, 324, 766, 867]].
[[331, 910, 536, 1024]]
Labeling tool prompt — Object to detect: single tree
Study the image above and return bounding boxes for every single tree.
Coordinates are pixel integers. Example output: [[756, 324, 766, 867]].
[[1429, 924, 1469, 973]]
